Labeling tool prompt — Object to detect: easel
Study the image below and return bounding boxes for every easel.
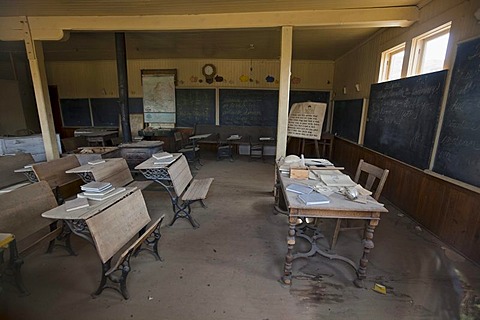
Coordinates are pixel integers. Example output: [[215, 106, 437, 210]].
[[288, 134, 333, 159]]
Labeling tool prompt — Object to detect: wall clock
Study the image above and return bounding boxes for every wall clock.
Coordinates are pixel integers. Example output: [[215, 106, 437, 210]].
[[202, 64, 217, 77]]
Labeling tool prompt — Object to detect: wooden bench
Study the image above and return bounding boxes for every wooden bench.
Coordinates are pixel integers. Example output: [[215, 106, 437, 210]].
[[0, 153, 35, 193], [165, 155, 213, 228], [76, 158, 153, 190], [85, 189, 165, 299], [32, 155, 85, 204], [0, 181, 74, 294]]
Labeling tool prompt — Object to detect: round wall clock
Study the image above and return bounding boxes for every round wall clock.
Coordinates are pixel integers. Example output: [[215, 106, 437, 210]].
[[202, 64, 217, 77]]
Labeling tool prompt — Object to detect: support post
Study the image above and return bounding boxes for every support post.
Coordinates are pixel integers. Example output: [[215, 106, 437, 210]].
[[115, 32, 132, 143], [23, 18, 59, 160], [276, 26, 293, 160]]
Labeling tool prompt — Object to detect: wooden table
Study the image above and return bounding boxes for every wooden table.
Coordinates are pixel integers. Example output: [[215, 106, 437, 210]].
[[76, 131, 119, 147], [41, 187, 137, 244], [276, 167, 388, 287]]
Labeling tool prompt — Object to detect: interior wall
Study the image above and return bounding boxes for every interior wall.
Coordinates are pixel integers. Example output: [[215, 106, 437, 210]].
[[46, 58, 334, 98], [332, 0, 480, 100]]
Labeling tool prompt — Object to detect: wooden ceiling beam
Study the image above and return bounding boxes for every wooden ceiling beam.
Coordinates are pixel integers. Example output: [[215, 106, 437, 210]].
[[0, 7, 418, 41]]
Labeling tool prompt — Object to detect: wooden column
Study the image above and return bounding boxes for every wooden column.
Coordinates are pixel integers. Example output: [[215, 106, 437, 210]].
[[23, 19, 59, 160], [276, 26, 293, 160]]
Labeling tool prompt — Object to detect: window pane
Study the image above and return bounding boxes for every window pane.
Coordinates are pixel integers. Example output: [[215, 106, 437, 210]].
[[420, 33, 449, 74], [387, 50, 404, 80]]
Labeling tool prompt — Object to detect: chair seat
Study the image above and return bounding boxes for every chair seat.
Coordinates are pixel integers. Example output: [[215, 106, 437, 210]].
[[179, 146, 200, 153]]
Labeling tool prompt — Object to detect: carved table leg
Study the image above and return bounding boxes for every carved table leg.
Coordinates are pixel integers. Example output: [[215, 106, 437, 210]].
[[354, 218, 379, 288], [281, 216, 297, 285]]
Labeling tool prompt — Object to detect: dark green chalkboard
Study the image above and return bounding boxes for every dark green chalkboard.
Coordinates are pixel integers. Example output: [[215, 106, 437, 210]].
[[176, 89, 215, 127], [332, 99, 364, 143], [91, 98, 120, 127], [434, 37, 480, 187], [219, 89, 279, 126], [60, 99, 92, 127], [364, 70, 447, 169]]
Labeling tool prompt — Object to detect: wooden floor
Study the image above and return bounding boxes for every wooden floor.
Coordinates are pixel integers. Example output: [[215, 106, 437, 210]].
[[1, 152, 479, 320]]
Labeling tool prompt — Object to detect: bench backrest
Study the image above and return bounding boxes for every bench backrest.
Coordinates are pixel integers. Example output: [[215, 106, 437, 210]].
[[167, 155, 193, 197], [0, 181, 58, 242], [0, 153, 34, 189], [91, 158, 133, 187], [86, 189, 151, 263], [61, 136, 88, 152], [32, 155, 82, 189]]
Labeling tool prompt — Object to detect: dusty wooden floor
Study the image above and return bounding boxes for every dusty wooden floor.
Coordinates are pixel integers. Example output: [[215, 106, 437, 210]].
[[1, 153, 479, 320]]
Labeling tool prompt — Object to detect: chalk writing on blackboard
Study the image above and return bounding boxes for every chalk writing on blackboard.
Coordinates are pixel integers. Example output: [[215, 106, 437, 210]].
[[433, 37, 480, 187], [364, 70, 447, 169]]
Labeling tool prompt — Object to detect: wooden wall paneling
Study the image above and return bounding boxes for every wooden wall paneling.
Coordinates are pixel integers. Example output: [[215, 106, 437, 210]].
[[332, 137, 480, 265], [415, 175, 448, 233]]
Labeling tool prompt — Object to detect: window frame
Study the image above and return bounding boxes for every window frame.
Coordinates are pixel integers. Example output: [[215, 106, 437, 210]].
[[408, 22, 452, 76], [378, 43, 406, 83]]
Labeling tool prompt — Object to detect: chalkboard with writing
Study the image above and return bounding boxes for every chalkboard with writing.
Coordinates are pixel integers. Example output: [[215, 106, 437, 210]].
[[332, 99, 364, 143], [219, 89, 279, 126], [60, 99, 92, 127], [434, 37, 480, 188], [364, 70, 447, 169], [176, 89, 215, 127]]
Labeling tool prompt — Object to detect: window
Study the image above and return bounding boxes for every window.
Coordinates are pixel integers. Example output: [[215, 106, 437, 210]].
[[409, 22, 451, 76], [378, 43, 405, 82]]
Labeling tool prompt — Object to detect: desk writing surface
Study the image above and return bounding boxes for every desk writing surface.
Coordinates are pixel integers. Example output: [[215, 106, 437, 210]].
[[65, 158, 124, 174], [42, 187, 137, 220], [135, 153, 181, 170], [279, 173, 388, 217]]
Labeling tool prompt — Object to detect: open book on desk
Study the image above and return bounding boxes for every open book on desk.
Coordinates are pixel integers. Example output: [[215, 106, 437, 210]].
[[286, 183, 313, 195], [320, 174, 356, 187]]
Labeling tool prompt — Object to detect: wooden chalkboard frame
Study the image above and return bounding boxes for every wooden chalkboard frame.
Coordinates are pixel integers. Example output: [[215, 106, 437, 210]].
[[332, 98, 367, 144], [433, 36, 480, 188]]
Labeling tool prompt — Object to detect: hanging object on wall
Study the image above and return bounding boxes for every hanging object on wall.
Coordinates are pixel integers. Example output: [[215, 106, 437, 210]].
[[215, 75, 224, 82], [265, 75, 275, 83], [239, 74, 249, 82], [190, 76, 198, 83], [291, 76, 301, 84], [202, 64, 217, 83]]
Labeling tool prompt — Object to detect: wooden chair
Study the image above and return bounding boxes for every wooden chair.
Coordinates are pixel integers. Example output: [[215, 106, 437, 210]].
[[330, 159, 389, 249], [174, 132, 200, 167], [249, 135, 264, 161]]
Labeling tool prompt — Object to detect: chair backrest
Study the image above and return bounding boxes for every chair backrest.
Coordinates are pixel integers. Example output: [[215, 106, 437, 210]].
[[353, 159, 389, 201], [167, 155, 193, 197], [0, 181, 58, 242], [86, 189, 151, 263], [0, 153, 34, 189], [91, 158, 134, 187], [174, 131, 184, 150], [32, 155, 81, 189]]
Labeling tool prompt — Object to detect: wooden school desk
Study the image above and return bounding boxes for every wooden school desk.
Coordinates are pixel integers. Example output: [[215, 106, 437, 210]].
[[276, 166, 388, 287]]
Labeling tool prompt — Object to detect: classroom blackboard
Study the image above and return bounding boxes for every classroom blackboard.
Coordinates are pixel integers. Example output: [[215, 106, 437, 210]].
[[60, 99, 92, 127], [332, 99, 364, 143], [91, 98, 120, 127], [434, 37, 480, 188], [129, 98, 144, 114], [219, 89, 279, 126], [176, 89, 215, 127], [290, 90, 330, 131], [364, 70, 447, 169]]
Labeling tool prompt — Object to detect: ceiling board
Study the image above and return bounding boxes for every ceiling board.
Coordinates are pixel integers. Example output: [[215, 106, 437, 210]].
[[0, 0, 422, 16]]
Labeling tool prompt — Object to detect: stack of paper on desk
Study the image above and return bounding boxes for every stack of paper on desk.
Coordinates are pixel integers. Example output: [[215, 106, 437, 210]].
[[153, 157, 177, 165], [152, 152, 173, 160], [320, 174, 356, 187], [78, 187, 126, 201], [81, 181, 112, 192]]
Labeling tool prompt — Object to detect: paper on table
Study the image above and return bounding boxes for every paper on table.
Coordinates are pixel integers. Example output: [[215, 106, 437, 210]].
[[298, 192, 331, 205], [320, 174, 356, 187], [65, 197, 89, 211]]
